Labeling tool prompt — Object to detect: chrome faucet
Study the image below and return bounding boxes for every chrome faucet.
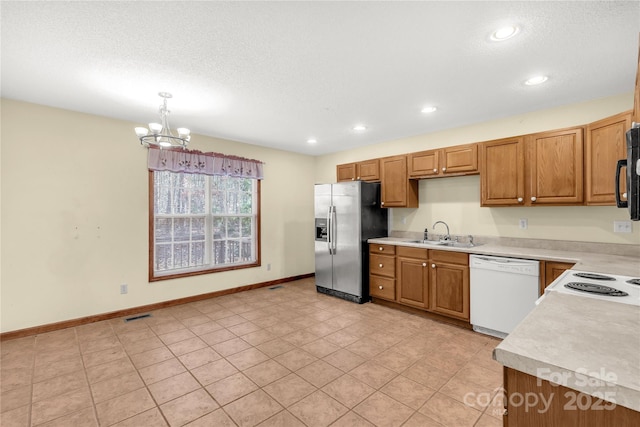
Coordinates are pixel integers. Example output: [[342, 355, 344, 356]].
[[432, 221, 450, 241]]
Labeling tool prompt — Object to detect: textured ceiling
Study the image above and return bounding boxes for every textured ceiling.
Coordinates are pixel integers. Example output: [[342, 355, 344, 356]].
[[2, 1, 639, 155]]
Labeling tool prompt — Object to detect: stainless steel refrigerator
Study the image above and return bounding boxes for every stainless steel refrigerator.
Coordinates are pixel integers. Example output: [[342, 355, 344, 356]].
[[314, 181, 388, 303]]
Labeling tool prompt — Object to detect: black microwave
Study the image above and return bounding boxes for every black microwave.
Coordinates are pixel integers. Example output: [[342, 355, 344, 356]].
[[616, 126, 640, 221]]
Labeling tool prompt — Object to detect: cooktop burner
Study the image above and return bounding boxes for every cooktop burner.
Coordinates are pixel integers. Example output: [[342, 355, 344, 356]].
[[627, 279, 640, 286], [564, 282, 629, 296], [572, 272, 615, 281]]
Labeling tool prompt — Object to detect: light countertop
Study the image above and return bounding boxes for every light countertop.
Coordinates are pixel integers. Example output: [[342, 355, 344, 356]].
[[367, 237, 640, 277], [368, 236, 640, 411], [494, 292, 640, 411]]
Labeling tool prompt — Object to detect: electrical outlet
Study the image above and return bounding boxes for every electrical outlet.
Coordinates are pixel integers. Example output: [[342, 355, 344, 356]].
[[120, 284, 128, 294], [519, 218, 528, 230], [614, 221, 632, 233]]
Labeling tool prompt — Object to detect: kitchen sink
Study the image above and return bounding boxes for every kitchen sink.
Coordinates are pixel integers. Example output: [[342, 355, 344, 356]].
[[404, 240, 480, 249]]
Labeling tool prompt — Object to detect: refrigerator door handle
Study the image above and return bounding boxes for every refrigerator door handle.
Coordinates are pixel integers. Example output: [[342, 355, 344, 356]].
[[327, 206, 334, 254], [330, 206, 337, 253]]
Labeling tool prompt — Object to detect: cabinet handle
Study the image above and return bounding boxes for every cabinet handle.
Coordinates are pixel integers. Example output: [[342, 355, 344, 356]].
[[431, 263, 436, 268], [381, 201, 385, 206], [531, 196, 537, 202], [379, 246, 384, 251], [356, 176, 360, 179], [442, 167, 446, 172], [623, 192, 627, 199], [378, 285, 383, 290], [433, 168, 438, 173], [517, 197, 523, 203], [422, 263, 427, 267], [379, 264, 383, 268], [351, 178, 355, 181]]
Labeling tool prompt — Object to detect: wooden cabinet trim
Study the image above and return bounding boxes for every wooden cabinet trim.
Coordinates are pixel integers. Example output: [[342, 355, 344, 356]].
[[396, 246, 428, 259], [430, 249, 469, 265]]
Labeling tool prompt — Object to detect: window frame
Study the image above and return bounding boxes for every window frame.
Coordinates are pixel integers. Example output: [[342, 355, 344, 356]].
[[148, 171, 261, 282]]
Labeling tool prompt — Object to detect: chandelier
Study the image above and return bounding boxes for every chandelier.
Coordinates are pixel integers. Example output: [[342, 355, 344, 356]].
[[135, 92, 191, 149]]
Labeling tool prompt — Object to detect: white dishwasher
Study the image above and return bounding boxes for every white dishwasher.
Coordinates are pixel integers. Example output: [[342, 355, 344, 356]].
[[470, 255, 539, 339]]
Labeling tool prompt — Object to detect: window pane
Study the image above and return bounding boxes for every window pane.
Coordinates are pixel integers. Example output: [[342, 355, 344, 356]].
[[228, 240, 240, 263], [155, 244, 172, 270], [241, 238, 252, 260], [173, 243, 190, 268], [174, 218, 190, 241], [239, 193, 252, 214], [213, 217, 225, 239], [191, 242, 205, 266], [155, 218, 172, 242], [193, 218, 205, 240], [241, 217, 252, 237], [213, 240, 226, 265], [226, 217, 240, 238], [227, 191, 239, 214]]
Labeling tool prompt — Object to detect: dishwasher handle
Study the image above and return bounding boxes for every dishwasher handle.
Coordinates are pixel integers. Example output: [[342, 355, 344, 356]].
[[470, 255, 539, 276]]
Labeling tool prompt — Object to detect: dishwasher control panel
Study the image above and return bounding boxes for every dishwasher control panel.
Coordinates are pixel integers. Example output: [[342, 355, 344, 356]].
[[470, 255, 539, 276]]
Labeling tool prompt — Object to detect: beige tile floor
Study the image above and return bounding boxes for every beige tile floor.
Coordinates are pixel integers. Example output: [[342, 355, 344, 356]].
[[1, 277, 505, 427]]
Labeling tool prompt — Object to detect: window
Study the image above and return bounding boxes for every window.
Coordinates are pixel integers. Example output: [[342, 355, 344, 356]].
[[149, 170, 260, 280]]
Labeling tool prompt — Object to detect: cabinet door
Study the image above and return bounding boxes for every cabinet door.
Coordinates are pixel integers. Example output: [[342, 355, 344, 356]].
[[429, 262, 469, 321], [480, 137, 525, 206], [586, 112, 631, 205], [442, 143, 478, 175], [540, 261, 575, 295], [357, 159, 380, 182], [409, 150, 440, 178], [396, 257, 429, 308], [336, 163, 356, 182], [380, 155, 418, 208], [527, 127, 584, 205]]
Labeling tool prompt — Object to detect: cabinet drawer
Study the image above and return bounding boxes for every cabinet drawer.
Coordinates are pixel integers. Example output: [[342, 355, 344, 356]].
[[369, 254, 395, 278], [430, 250, 469, 266], [396, 246, 428, 259], [369, 243, 396, 255], [369, 276, 395, 301]]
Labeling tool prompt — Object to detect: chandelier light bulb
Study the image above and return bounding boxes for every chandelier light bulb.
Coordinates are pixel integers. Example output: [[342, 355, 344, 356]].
[[135, 127, 149, 137], [177, 127, 191, 137], [149, 122, 163, 134]]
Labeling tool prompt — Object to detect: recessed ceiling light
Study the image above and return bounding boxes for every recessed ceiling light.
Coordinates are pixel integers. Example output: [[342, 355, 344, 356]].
[[352, 125, 367, 131], [421, 106, 437, 114], [307, 138, 317, 144], [525, 75, 548, 86], [491, 26, 519, 41]]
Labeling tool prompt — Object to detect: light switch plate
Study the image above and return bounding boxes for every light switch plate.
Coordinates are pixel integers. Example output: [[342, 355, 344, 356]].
[[519, 218, 528, 230], [613, 221, 632, 233]]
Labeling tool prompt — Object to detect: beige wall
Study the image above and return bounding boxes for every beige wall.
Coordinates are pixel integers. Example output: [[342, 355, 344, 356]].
[[0, 99, 316, 333], [316, 93, 640, 245]]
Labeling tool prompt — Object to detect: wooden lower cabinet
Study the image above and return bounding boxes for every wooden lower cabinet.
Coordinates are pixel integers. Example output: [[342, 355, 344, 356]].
[[429, 250, 470, 321], [504, 367, 640, 427], [396, 246, 429, 308], [540, 261, 575, 295], [369, 246, 470, 324], [369, 244, 396, 301]]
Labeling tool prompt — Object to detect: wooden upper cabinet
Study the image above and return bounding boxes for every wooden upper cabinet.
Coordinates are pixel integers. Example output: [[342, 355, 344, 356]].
[[442, 143, 478, 175], [526, 127, 584, 205], [336, 163, 357, 182], [409, 149, 440, 177], [336, 159, 380, 182], [409, 143, 478, 178], [480, 137, 526, 206], [380, 155, 419, 208], [586, 111, 632, 205]]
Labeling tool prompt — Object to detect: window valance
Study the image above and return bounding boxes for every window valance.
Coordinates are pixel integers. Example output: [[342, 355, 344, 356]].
[[147, 147, 264, 179]]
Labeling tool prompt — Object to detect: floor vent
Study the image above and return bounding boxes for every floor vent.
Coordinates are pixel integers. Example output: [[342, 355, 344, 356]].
[[124, 313, 152, 322], [268, 285, 283, 290]]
